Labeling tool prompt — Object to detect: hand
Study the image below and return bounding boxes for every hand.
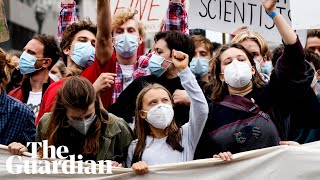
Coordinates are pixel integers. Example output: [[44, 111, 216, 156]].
[[279, 141, 300, 146], [8, 142, 28, 155], [262, 0, 277, 13], [172, 90, 190, 106], [132, 161, 149, 175], [172, 49, 189, 72], [213, 151, 233, 162], [111, 161, 123, 167], [231, 26, 248, 36], [93, 73, 117, 93]]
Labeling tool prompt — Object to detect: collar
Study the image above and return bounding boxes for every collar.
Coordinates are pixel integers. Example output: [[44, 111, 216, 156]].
[[100, 110, 122, 138]]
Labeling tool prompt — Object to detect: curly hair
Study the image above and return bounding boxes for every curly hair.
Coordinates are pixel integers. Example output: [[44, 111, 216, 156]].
[[0, 49, 17, 89], [60, 19, 97, 64], [32, 34, 61, 70], [112, 8, 145, 38]]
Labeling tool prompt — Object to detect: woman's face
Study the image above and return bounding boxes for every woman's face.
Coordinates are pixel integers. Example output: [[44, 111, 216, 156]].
[[154, 39, 172, 69], [139, 88, 172, 120], [66, 103, 95, 121], [240, 39, 265, 70], [219, 47, 255, 81]]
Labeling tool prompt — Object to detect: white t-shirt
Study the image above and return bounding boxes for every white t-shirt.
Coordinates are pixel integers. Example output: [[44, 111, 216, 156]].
[[27, 91, 42, 118], [120, 64, 134, 90]]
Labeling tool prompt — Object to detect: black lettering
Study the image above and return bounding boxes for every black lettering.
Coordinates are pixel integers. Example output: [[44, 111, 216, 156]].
[[219, 0, 222, 20], [199, 0, 208, 17], [288, 10, 291, 21], [276, 6, 286, 14], [208, 0, 217, 19], [224, 0, 232, 22], [260, 5, 263, 27], [248, 3, 257, 25], [234, 2, 244, 23]]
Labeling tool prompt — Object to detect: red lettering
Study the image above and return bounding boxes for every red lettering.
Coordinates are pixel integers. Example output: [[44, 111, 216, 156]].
[[114, 0, 126, 14], [133, 0, 148, 20], [148, 0, 159, 21]]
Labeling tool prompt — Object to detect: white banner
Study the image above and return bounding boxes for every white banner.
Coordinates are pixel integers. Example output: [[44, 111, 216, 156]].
[[290, 0, 320, 30], [188, 0, 306, 44], [1, 142, 320, 179]]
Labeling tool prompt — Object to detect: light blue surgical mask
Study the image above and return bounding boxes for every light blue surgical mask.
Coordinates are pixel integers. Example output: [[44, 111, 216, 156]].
[[71, 42, 95, 68], [261, 61, 273, 75], [19, 51, 44, 75], [190, 57, 209, 77], [114, 33, 139, 58], [148, 54, 171, 77]]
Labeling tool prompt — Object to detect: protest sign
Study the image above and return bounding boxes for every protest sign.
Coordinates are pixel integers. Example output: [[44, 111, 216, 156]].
[[0, 0, 9, 43], [1, 142, 320, 179], [290, 0, 320, 30], [188, 0, 306, 44]]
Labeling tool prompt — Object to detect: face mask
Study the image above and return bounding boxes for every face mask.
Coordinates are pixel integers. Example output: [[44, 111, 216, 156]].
[[19, 51, 44, 75], [49, 73, 60, 82], [190, 57, 209, 77], [71, 42, 95, 68], [254, 59, 262, 73], [261, 61, 273, 75], [223, 60, 253, 88], [311, 74, 318, 88], [148, 54, 171, 77], [68, 115, 96, 135], [143, 104, 174, 130], [114, 33, 139, 58]]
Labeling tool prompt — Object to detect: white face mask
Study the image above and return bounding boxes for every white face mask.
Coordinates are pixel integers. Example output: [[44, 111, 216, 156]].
[[142, 104, 174, 130], [223, 59, 253, 88], [311, 74, 318, 88], [49, 73, 60, 82], [254, 59, 262, 73], [68, 115, 97, 135]]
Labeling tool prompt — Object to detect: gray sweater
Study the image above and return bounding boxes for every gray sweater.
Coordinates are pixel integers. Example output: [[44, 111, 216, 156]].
[[127, 67, 209, 166]]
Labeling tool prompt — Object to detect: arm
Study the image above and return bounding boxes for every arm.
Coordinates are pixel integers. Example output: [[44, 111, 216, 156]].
[[172, 50, 209, 150], [162, 0, 189, 34], [58, 0, 79, 42], [95, 0, 113, 66], [263, 0, 296, 45]]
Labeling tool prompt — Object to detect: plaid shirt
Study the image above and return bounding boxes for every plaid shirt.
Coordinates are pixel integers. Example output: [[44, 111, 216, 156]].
[[0, 92, 35, 145], [58, 2, 79, 42], [112, 54, 151, 103], [162, 1, 189, 35]]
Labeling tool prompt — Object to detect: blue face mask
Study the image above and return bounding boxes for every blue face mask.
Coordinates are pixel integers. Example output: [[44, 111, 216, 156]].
[[261, 61, 273, 75], [114, 33, 139, 58], [71, 42, 95, 68], [148, 54, 171, 77], [19, 51, 44, 75], [190, 57, 209, 77]]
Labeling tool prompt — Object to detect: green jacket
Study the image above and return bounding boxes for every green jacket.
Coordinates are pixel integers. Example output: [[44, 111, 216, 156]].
[[36, 110, 133, 167]]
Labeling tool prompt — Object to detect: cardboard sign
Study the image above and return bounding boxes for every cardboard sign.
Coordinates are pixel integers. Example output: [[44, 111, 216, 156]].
[[111, 0, 170, 32], [290, 0, 320, 30], [0, 0, 9, 43], [188, 0, 306, 44]]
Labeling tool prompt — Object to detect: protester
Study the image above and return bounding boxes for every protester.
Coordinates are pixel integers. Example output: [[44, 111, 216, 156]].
[[195, 0, 319, 159], [293, 49, 320, 144], [36, 0, 114, 124], [8, 76, 133, 167], [127, 50, 208, 175], [108, 31, 195, 128], [0, 49, 35, 146], [190, 35, 213, 82], [8, 34, 61, 118], [49, 60, 66, 81]]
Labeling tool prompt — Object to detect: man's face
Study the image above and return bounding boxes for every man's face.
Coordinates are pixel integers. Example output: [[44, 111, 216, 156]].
[[112, 19, 142, 46], [63, 30, 96, 68], [306, 37, 320, 55], [23, 39, 46, 69]]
